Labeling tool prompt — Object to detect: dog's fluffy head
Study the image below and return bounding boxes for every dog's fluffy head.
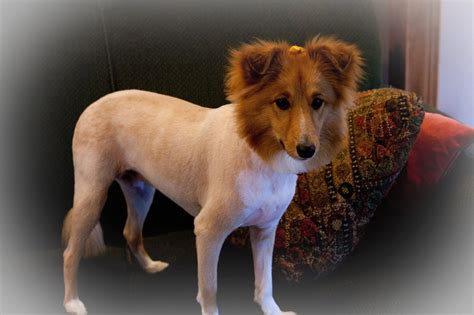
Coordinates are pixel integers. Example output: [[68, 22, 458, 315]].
[[225, 36, 364, 173]]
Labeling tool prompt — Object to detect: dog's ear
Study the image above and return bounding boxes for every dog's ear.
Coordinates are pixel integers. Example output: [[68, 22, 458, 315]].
[[225, 41, 285, 102], [305, 36, 364, 90]]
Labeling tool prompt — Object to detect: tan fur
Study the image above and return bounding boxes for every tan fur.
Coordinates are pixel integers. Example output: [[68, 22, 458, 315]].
[[62, 210, 106, 257], [63, 36, 363, 315]]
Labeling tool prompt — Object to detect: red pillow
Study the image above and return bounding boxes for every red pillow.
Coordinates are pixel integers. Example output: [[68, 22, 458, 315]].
[[405, 112, 474, 189]]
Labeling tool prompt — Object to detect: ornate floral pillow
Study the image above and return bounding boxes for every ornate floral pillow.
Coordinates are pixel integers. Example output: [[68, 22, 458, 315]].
[[229, 88, 424, 281]]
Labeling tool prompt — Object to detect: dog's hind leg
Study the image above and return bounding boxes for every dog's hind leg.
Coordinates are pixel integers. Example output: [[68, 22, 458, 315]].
[[63, 176, 112, 315], [118, 173, 169, 273]]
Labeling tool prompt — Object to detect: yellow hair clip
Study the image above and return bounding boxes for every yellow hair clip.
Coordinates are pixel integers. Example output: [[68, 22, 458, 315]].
[[289, 45, 305, 54]]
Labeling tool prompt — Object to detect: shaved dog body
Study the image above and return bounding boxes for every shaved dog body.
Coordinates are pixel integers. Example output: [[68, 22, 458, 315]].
[[63, 36, 363, 315]]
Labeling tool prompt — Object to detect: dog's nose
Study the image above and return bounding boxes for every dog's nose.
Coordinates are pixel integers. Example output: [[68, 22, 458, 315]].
[[296, 143, 316, 159]]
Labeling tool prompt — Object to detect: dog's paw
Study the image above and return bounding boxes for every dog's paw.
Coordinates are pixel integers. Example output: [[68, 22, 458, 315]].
[[266, 311, 297, 315], [64, 298, 87, 315], [145, 260, 169, 273], [201, 308, 219, 315]]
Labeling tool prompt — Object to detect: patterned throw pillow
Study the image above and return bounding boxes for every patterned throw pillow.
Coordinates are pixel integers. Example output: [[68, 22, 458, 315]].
[[229, 88, 424, 281]]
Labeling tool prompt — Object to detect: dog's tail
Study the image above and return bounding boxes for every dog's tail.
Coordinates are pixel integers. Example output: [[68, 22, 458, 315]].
[[62, 209, 106, 257]]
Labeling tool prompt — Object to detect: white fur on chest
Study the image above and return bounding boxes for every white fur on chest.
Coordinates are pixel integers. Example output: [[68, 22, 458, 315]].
[[237, 166, 297, 227]]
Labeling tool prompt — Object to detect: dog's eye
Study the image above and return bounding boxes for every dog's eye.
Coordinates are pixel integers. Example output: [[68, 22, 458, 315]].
[[311, 96, 325, 110], [275, 98, 290, 110]]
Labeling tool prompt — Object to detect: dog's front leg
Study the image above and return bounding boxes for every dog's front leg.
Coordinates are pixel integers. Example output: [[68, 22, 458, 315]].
[[250, 225, 297, 315], [194, 215, 228, 315]]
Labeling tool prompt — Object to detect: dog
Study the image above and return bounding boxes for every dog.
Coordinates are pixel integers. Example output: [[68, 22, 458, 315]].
[[62, 36, 363, 315]]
